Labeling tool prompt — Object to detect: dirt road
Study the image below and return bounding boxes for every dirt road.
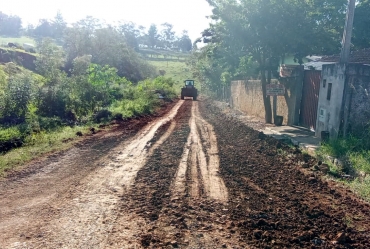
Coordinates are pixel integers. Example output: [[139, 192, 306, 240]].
[[1, 99, 370, 248]]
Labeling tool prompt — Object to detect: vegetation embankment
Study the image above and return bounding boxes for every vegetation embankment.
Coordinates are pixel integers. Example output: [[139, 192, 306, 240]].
[[0, 11, 198, 175], [316, 135, 370, 201]]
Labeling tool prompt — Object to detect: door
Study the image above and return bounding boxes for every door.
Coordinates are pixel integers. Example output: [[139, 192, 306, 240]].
[[299, 70, 321, 130]]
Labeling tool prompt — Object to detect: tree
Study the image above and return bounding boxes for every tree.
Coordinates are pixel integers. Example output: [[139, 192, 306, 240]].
[[353, 0, 370, 49], [176, 30, 192, 52], [198, 0, 347, 123], [118, 22, 144, 50], [34, 19, 54, 38], [147, 24, 160, 48], [52, 11, 67, 40], [160, 22, 175, 49], [0, 12, 22, 36]]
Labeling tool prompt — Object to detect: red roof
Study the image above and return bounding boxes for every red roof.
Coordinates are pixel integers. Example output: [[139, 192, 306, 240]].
[[320, 48, 370, 64]]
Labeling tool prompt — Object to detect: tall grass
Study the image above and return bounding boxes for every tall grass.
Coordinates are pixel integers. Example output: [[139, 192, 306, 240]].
[[0, 125, 90, 176], [0, 76, 177, 175], [0, 36, 36, 47], [317, 135, 370, 201]]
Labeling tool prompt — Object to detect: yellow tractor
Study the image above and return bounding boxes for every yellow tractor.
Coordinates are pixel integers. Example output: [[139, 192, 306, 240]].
[[181, 80, 198, 101]]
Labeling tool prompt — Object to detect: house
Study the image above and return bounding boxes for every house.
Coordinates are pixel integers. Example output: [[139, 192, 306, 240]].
[[315, 48, 370, 139]]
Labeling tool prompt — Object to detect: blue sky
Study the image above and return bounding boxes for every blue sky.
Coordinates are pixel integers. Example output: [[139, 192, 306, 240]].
[[1, 0, 213, 41]]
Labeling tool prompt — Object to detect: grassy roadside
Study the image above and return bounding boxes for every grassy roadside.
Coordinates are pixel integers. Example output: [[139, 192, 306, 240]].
[[147, 60, 193, 92], [316, 137, 370, 202], [0, 76, 177, 177], [0, 125, 92, 176], [0, 36, 36, 46]]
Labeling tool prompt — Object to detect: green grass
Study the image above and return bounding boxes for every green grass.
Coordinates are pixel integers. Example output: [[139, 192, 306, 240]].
[[0, 125, 92, 176], [316, 137, 370, 202], [0, 36, 36, 46], [348, 176, 370, 202], [147, 60, 193, 92]]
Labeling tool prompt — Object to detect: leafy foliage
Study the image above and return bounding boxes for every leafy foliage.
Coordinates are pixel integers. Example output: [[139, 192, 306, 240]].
[[191, 0, 348, 122]]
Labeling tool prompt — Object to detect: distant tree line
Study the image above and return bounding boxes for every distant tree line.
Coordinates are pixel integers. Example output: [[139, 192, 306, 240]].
[[0, 12, 22, 36], [0, 11, 192, 52]]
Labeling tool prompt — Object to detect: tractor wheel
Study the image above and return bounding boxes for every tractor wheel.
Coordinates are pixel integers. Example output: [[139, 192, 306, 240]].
[[193, 95, 197, 101], [181, 95, 184, 100]]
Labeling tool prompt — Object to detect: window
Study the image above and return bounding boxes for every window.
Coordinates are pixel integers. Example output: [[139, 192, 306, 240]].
[[327, 83, 332, 101], [323, 79, 327, 88]]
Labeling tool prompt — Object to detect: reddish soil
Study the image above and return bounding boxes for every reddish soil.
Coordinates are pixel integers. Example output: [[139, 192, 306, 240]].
[[1, 98, 370, 249]]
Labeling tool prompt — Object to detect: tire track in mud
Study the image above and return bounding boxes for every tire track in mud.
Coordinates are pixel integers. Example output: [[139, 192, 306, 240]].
[[109, 100, 232, 248], [199, 100, 370, 249], [173, 101, 228, 202], [107, 100, 193, 248], [1, 100, 184, 249]]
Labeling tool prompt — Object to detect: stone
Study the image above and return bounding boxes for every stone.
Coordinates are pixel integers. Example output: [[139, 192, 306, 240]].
[[302, 163, 309, 168], [335, 232, 347, 243], [319, 163, 330, 174], [253, 230, 262, 239]]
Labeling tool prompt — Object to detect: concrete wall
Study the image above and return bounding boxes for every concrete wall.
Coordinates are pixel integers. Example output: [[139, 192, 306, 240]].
[[230, 80, 275, 121], [230, 68, 303, 126], [316, 64, 346, 138], [345, 64, 370, 135]]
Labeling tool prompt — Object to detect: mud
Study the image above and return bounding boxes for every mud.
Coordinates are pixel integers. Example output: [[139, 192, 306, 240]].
[[1, 98, 370, 249]]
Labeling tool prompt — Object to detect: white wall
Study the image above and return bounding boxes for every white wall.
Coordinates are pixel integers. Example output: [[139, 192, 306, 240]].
[[316, 63, 346, 138]]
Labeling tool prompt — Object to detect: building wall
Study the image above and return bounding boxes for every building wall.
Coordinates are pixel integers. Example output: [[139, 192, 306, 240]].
[[230, 74, 303, 125], [316, 63, 346, 138], [346, 64, 370, 135]]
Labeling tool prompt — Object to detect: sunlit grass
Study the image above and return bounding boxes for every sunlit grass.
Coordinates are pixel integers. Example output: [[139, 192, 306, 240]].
[[148, 60, 193, 92], [0, 125, 91, 176], [0, 36, 36, 46]]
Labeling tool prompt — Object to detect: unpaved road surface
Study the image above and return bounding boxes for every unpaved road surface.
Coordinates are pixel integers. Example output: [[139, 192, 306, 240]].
[[1, 99, 370, 249]]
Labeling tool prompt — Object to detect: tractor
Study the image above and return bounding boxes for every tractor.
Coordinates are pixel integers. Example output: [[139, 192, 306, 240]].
[[181, 79, 198, 101]]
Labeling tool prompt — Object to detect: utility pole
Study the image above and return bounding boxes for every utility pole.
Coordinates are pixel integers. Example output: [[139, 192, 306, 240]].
[[340, 0, 356, 63], [340, 0, 356, 138]]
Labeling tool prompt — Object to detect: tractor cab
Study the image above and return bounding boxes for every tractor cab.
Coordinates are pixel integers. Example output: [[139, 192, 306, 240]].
[[185, 80, 195, 88], [181, 79, 198, 100]]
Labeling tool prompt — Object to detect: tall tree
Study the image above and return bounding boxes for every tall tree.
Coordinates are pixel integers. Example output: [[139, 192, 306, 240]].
[[34, 19, 53, 38], [0, 12, 22, 36], [198, 0, 347, 123], [176, 30, 192, 52], [118, 22, 142, 50], [353, 0, 370, 49], [147, 24, 159, 48], [52, 11, 67, 40], [160, 22, 175, 49]]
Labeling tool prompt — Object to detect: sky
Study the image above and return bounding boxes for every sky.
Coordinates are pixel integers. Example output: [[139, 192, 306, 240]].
[[1, 0, 214, 41]]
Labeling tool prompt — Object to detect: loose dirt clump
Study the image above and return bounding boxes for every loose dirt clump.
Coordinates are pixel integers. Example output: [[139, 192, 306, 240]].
[[2, 98, 370, 248], [199, 99, 370, 248]]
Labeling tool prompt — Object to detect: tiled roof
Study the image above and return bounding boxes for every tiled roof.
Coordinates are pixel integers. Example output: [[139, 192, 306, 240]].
[[320, 48, 370, 64]]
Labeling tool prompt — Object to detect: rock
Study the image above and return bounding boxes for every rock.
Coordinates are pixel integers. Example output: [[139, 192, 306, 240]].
[[302, 163, 309, 168], [222, 244, 227, 248], [319, 163, 330, 174], [170, 240, 178, 246], [308, 177, 317, 183], [335, 232, 347, 243], [196, 233, 204, 238], [253, 230, 262, 239], [256, 219, 268, 226]]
